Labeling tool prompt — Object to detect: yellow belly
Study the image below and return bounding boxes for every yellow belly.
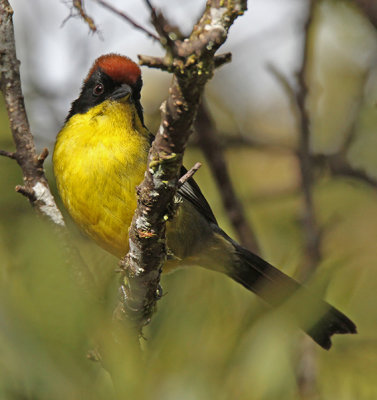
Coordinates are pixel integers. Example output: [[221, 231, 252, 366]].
[[53, 99, 232, 273], [53, 100, 150, 257]]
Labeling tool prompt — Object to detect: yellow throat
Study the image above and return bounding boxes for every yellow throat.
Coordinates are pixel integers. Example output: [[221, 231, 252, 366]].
[[53, 98, 150, 257]]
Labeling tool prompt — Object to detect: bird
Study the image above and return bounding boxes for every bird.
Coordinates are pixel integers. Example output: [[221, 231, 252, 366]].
[[53, 53, 357, 350]]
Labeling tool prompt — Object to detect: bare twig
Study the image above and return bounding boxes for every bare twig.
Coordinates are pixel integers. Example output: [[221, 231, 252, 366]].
[[0, 0, 65, 227], [139, 52, 233, 74], [36, 147, 49, 166], [94, 0, 159, 41], [0, 149, 17, 159], [138, 55, 170, 71], [214, 52, 232, 69], [295, 0, 321, 279], [73, 0, 97, 32], [192, 132, 295, 153], [144, 0, 177, 47], [332, 164, 377, 188], [315, 153, 377, 189], [15, 184, 36, 201], [268, 63, 376, 193], [267, 63, 298, 119], [62, 0, 98, 33], [313, 67, 374, 189], [178, 162, 202, 188], [294, 1, 320, 398], [195, 101, 260, 253], [118, 0, 248, 333]]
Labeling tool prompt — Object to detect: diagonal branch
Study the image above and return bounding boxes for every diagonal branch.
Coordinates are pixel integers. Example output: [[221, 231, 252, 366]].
[[316, 153, 377, 189], [118, 0, 248, 333], [195, 101, 260, 253], [178, 162, 202, 187], [94, 0, 159, 41], [72, 0, 98, 33]]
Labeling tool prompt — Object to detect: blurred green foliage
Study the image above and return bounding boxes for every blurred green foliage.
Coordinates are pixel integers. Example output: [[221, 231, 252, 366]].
[[1, 132, 377, 399], [1, 1, 377, 399]]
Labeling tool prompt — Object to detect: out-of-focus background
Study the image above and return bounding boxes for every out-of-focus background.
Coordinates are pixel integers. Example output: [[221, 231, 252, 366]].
[[1, 0, 377, 399]]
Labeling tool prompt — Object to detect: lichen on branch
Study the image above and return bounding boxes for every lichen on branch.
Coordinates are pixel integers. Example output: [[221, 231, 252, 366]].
[[0, 0, 64, 226], [118, 0, 248, 333]]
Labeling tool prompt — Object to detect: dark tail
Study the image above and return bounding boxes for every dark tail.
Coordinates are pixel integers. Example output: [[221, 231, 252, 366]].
[[228, 241, 357, 350]]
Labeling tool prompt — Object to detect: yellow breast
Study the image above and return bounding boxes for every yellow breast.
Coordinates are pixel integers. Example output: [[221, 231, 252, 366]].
[[53, 99, 150, 257]]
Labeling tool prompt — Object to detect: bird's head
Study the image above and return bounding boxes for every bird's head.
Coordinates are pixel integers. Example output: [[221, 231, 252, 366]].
[[66, 54, 144, 124]]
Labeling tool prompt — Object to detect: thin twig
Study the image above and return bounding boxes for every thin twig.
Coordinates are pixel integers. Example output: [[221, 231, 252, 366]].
[[144, 0, 175, 47], [192, 132, 295, 153], [267, 64, 376, 192], [0, 0, 64, 226], [62, 0, 98, 33], [294, 1, 320, 398], [335, 166, 377, 187], [15, 184, 36, 201], [73, 0, 97, 33], [266, 63, 298, 119], [36, 147, 49, 167], [94, 0, 159, 41], [0, 149, 17, 159], [178, 162, 202, 188], [138, 55, 170, 71], [144, 0, 155, 14], [214, 53, 232, 69], [295, 0, 321, 279], [195, 101, 260, 253], [317, 154, 377, 189]]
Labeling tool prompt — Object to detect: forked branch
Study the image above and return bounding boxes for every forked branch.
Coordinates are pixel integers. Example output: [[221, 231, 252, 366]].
[[118, 0, 248, 333]]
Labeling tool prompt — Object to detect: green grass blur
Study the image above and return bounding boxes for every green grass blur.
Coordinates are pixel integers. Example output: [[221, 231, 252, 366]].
[[1, 115, 376, 399]]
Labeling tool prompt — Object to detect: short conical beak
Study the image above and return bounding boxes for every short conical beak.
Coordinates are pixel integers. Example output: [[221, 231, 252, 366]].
[[111, 83, 132, 101]]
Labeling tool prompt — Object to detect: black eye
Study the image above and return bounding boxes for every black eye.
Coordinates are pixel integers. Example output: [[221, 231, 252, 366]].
[[93, 83, 104, 96]]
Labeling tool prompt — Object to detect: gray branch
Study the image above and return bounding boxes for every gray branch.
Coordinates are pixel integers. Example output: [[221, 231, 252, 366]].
[[0, 0, 64, 227], [118, 0, 248, 334]]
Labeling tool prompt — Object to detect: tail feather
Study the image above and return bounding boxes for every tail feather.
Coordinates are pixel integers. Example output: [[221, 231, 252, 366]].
[[306, 306, 357, 350], [229, 242, 357, 350]]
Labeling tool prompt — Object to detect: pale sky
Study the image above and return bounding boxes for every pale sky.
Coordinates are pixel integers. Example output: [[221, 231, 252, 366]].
[[9, 0, 307, 145]]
